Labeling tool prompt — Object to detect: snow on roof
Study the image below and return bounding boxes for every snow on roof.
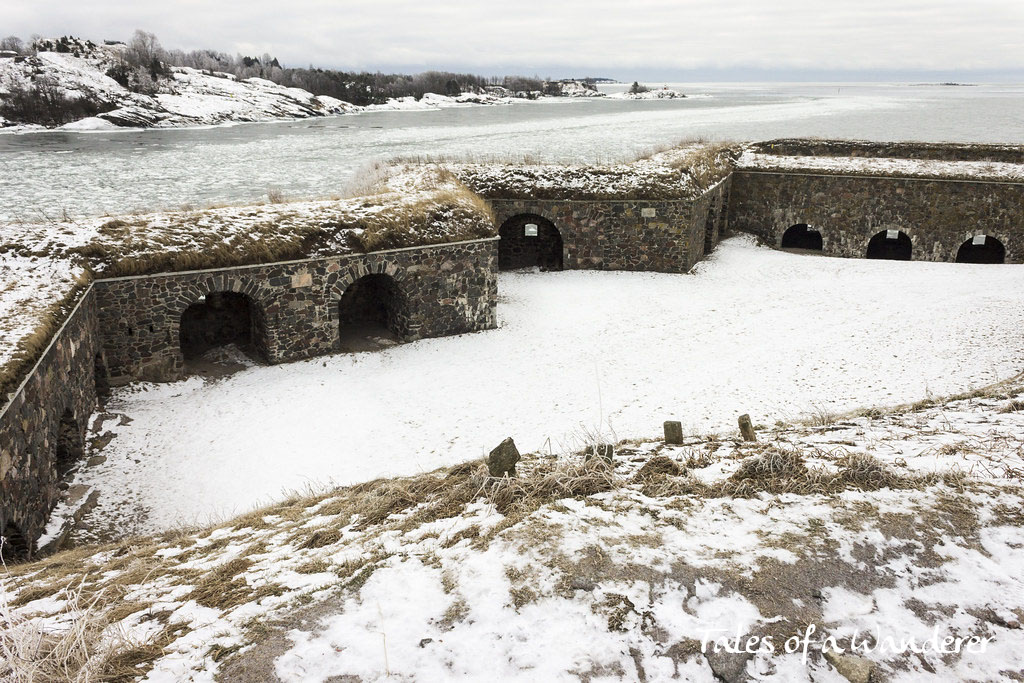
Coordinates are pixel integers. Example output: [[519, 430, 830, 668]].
[[453, 142, 739, 200], [751, 138, 1024, 164], [737, 150, 1024, 183], [0, 254, 87, 396]]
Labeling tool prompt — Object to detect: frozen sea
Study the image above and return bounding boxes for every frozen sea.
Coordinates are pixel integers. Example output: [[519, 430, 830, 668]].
[[2, 82, 1023, 222]]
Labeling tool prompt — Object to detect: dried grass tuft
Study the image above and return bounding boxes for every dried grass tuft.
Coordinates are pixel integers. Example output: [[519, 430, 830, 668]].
[[0, 582, 174, 682], [297, 528, 342, 550], [999, 399, 1024, 413]]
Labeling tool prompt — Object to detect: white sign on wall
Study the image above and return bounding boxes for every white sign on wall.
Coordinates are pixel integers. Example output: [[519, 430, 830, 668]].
[[641, 208, 656, 218], [973, 234, 987, 245], [524, 223, 538, 237], [886, 229, 900, 240]]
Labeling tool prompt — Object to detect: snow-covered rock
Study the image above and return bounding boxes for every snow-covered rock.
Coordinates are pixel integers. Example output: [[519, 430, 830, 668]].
[[558, 80, 605, 97], [59, 116, 118, 131], [364, 91, 510, 112], [609, 88, 686, 100]]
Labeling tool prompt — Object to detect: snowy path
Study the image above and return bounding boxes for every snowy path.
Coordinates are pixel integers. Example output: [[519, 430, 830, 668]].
[[81, 237, 1024, 532]]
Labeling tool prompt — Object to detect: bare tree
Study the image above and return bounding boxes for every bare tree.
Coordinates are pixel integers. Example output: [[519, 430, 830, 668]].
[[125, 30, 165, 70], [0, 36, 25, 54]]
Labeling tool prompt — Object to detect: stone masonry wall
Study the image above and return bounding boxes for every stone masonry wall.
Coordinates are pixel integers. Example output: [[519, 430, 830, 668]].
[[0, 288, 99, 552], [728, 171, 1024, 263], [486, 179, 731, 274], [95, 238, 498, 382], [693, 178, 730, 256]]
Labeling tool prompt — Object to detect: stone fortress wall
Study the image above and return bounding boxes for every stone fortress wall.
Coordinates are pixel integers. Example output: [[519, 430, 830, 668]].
[[3, 140, 1022, 555], [0, 289, 100, 556], [486, 176, 731, 274], [728, 140, 1024, 263], [728, 172, 1024, 262], [1, 239, 497, 550], [95, 238, 498, 384]]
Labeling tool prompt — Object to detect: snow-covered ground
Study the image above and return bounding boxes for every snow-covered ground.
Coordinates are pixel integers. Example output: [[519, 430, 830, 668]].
[[74, 237, 1024, 535], [7, 378, 1024, 682]]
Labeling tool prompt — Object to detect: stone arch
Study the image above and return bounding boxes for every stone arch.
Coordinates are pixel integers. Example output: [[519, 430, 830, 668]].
[[956, 235, 1005, 264], [54, 407, 84, 480], [498, 213, 564, 271], [0, 521, 30, 564], [866, 230, 912, 261], [336, 271, 410, 351], [173, 279, 271, 363], [780, 223, 823, 251]]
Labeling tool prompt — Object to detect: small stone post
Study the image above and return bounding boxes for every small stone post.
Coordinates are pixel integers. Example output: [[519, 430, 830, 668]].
[[585, 443, 614, 463], [738, 414, 757, 442], [663, 421, 684, 445], [487, 437, 520, 477]]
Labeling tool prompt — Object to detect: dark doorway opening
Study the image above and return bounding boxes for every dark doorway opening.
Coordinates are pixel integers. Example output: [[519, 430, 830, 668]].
[[956, 236, 1005, 264], [338, 274, 407, 352], [179, 292, 266, 367], [0, 522, 29, 564], [702, 202, 720, 256], [498, 214, 563, 271], [94, 351, 110, 396], [54, 408, 84, 480], [781, 224, 823, 251], [866, 230, 912, 261]]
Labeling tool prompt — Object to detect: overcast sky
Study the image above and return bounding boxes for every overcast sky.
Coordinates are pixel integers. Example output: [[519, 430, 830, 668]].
[[7, 0, 1024, 80]]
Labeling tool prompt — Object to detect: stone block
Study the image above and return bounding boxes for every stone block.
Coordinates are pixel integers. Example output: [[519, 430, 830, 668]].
[[487, 437, 520, 477], [585, 443, 614, 463], [738, 414, 757, 442], [663, 421, 684, 445]]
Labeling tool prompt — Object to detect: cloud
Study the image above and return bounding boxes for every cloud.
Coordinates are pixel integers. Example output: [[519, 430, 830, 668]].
[[7, 0, 1024, 77]]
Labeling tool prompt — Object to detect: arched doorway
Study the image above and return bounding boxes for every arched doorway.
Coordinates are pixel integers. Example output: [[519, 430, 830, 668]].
[[866, 230, 912, 261], [780, 224, 823, 251], [338, 274, 408, 352], [179, 291, 268, 365], [956, 235, 1005, 264], [54, 408, 84, 480], [498, 214, 563, 271], [0, 522, 29, 564]]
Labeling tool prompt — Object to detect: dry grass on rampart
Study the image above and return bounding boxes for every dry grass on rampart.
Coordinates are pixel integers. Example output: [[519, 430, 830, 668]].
[[446, 140, 743, 200], [64, 179, 494, 278], [0, 275, 90, 400]]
